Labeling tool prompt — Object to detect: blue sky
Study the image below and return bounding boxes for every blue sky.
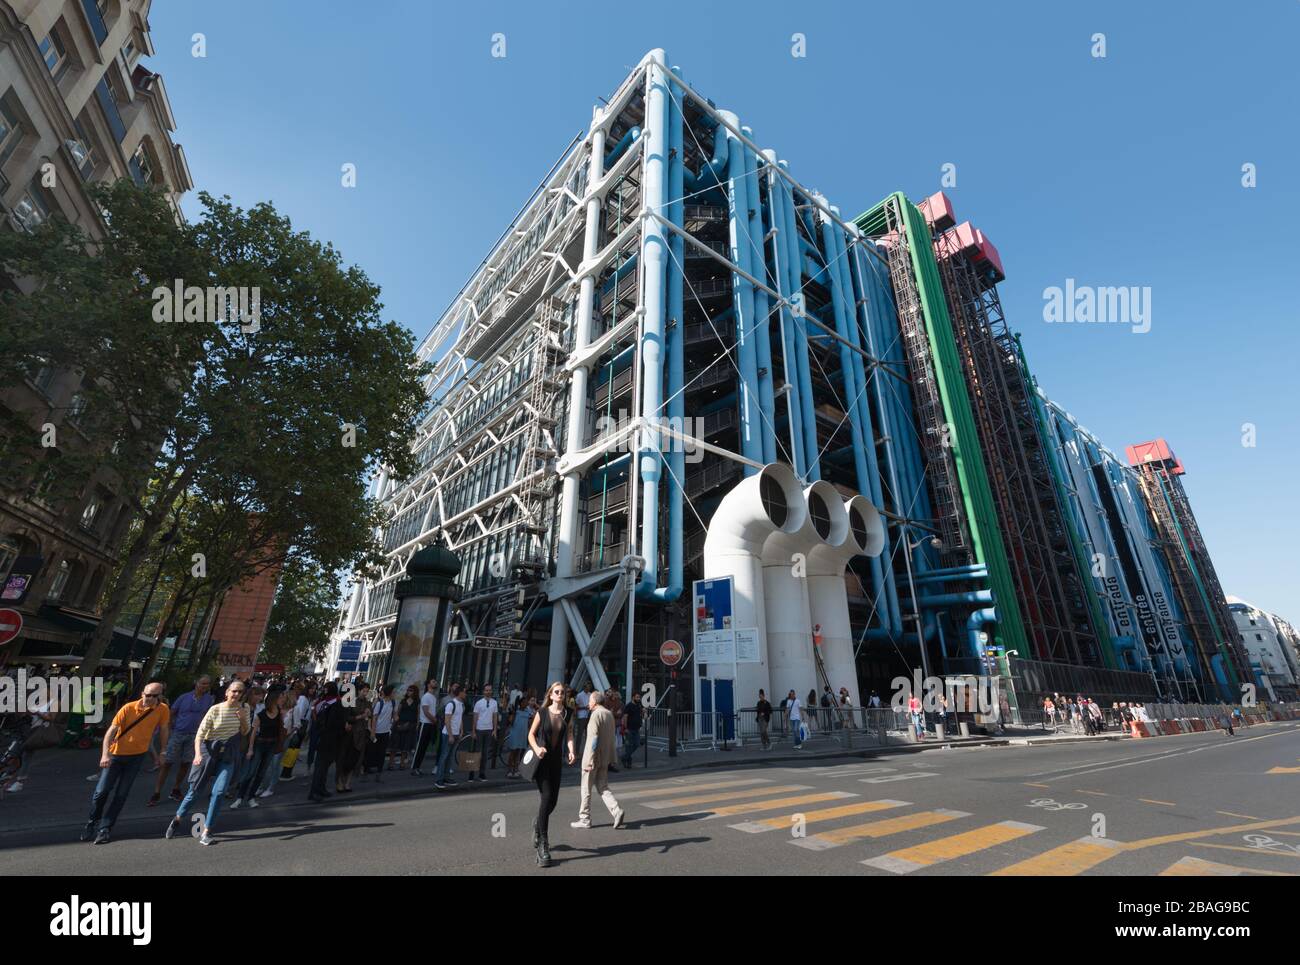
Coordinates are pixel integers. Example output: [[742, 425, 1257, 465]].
[[149, 0, 1298, 620]]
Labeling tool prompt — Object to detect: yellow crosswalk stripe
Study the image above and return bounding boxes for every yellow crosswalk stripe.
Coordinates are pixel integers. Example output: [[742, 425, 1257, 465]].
[[989, 836, 1122, 876], [791, 808, 970, 852], [642, 784, 811, 809], [863, 821, 1044, 873], [1160, 856, 1293, 876], [616, 778, 771, 801], [698, 791, 856, 818], [730, 798, 910, 834]]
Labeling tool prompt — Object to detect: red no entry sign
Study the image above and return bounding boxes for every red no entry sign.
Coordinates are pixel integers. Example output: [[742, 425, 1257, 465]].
[[660, 639, 683, 667], [0, 608, 24, 646]]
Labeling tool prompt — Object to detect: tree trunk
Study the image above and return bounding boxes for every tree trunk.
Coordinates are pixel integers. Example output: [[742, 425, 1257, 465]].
[[184, 586, 219, 670], [139, 575, 192, 685], [78, 465, 194, 678], [192, 585, 231, 672]]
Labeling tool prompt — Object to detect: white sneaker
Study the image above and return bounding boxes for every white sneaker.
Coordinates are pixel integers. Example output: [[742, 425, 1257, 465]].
[[611, 808, 625, 829], [570, 819, 592, 829], [247, 798, 259, 808], [199, 830, 215, 846], [7, 780, 22, 792], [229, 799, 243, 809], [258, 789, 273, 798]]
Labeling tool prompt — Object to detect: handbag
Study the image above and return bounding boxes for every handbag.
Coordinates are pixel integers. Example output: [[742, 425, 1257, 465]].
[[280, 746, 300, 769], [518, 748, 540, 781], [456, 734, 482, 773]]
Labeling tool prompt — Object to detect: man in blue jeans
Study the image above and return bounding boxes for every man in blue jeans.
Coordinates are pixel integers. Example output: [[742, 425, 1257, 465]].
[[787, 690, 804, 749], [83, 682, 170, 845], [434, 683, 465, 789]]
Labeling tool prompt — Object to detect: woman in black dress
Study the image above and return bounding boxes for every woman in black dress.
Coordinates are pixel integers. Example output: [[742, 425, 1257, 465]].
[[392, 684, 420, 770], [526, 680, 575, 868]]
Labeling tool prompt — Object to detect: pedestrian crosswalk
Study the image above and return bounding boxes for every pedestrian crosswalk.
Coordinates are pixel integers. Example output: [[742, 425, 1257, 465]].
[[862, 820, 1044, 873], [792, 808, 970, 852], [609, 771, 1283, 875]]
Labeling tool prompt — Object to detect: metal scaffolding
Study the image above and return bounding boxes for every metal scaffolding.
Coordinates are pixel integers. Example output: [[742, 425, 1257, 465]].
[[935, 236, 1103, 667]]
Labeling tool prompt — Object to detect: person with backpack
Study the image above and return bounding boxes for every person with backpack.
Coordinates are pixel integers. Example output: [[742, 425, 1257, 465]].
[[820, 686, 835, 730], [307, 683, 347, 803], [434, 683, 465, 789]]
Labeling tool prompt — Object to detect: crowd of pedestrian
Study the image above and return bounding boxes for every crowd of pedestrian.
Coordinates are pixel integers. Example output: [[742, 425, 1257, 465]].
[[54, 670, 649, 849], [1041, 693, 1108, 735]]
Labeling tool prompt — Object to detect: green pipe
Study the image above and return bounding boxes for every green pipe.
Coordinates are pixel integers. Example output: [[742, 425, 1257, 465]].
[[856, 193, 1029, 659]]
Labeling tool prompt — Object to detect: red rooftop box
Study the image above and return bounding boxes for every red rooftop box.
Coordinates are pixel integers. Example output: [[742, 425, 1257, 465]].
[[918, 191, 956, 231], [974, 228, 1005, 282], [1126, 439, 1186, 475]]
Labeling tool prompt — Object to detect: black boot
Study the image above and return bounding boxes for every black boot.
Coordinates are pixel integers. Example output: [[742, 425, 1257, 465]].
[[538, 832, 552, 868], [532, 818, 540, 848]]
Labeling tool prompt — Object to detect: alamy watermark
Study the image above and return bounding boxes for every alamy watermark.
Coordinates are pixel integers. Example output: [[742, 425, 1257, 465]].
[[591, 410, 706, 463], [890, 670, 996, 715], [1043, 279, 1150, 334], [152, 279, 261, 333], [0, 671, 104, 723]]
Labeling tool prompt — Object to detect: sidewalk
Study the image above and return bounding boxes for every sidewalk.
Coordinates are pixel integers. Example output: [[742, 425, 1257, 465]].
[[0, 724, 1129, 835]]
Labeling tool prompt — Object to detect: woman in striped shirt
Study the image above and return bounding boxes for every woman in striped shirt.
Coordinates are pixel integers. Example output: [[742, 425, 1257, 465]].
[[165, 680, 251, 845]]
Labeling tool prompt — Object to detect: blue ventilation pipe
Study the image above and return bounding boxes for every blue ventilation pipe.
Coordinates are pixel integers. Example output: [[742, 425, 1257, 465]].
[[913, 564, 988, 582], [722, 113, 762, 472], [634, 53, 670, 600], [915, 590, 995, 609], [603, 126, 641, 169], [778, 167, 819, 479], [831, 211, 893, 634], [967, 608, 998, 663], [683, 114, 729, 192], [762, 149, 804, 477], [637, 60, 683, 603], [742, 129, 776, 464], [1210, 655, 1231, 700]]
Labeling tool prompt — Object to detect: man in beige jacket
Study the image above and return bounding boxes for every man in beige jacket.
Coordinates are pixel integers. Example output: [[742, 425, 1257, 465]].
[[571, 690, 625, 829]]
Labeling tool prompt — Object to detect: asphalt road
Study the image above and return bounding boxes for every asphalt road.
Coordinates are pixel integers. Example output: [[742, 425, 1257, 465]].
[[6, 722, 1300, 876]]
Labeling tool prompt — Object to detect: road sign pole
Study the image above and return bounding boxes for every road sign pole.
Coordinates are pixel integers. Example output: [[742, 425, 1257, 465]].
[[668, 669, 677, 758]]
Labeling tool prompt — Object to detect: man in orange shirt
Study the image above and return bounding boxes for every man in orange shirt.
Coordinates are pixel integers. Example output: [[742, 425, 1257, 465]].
[[82, 681, 170, 845]]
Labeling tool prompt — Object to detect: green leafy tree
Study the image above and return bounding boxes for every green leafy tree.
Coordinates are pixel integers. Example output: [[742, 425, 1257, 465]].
[[0, 181, 210, 505], [5, 185, 428, 677], [259, 557, 339, 670]]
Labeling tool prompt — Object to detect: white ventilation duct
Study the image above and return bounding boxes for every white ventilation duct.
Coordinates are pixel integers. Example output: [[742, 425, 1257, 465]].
[[762, 480, 843, 707], [702, 463, 805, 702], [807, 494, 885, 710]]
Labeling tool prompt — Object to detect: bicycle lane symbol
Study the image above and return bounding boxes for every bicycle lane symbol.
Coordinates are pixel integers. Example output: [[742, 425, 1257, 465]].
[[1027, 798, 1087, 812]]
